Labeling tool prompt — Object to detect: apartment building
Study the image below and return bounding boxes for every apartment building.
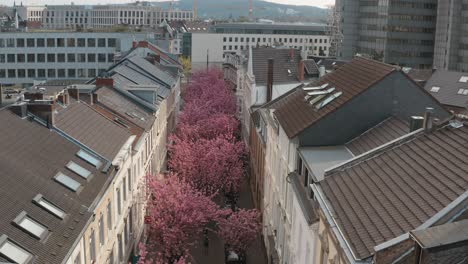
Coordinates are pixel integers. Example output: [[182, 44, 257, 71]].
[[16, 3, 194, 30], [250, 57, 450, 264], [0, 42, 181, 264], [0, 31, 153, 85], [433, 1, 468, 71], [337, 0, 438, 68], [186, 22, 330, 63]]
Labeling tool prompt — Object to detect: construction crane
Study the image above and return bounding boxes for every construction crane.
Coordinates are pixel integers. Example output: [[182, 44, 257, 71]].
[[193, 0, 198, 19], [249, 0, 253, 21]]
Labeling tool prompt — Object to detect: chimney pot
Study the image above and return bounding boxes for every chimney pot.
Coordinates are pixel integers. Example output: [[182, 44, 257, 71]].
[[409, 116, 424, 132], [423, 107, 434, 132], [298, 60, 305, 82]]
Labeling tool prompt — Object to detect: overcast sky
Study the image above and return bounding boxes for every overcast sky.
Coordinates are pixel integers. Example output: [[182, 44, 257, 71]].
[[4, 0, 335, 8]]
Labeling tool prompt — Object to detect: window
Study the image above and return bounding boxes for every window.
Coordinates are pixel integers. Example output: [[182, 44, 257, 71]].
[[17, 54, 25, 63], [99, 214, 105, 246], [107, 200, 112, 230], [107, 53, 114, 63], [7, 54, 15, 63], [123, 178, 127, 201], [13, 211, 48, 239], [47, 38, 55, 47], [68, 69, 76, 78], [78, 69, 86, 78], [33, 194, 66, 219], [16, 38, 25, 47], [37, 69, 46, 78], [57, 38, 65, 47], [37, 53, 45, 62], [117, 234, 123, 261], [98, 53, 106, 63], [88, 68, 96, 77], [27, 53, 35, 63], [47, 69, 56, 78], [27, 69, 35, 78], [67, 38, 75, 47], [0, 39, 4, 47], [7, 69, 15, 78], [0, 235, 33, 264], [67, 161, 91, 179], [0, 54, 4, 63], [6, 38, 15, 47], [77, 38, 85, 47], [47, 53, 55, 62], [0, 69, 5, 78], [17, 69, 25, 78], [458, 88, 468, 95], [108, 38, 116, 47], [89, 230, 96, 262], [430, 86, 440, 92], [77, 53, 86, 62], [74, 253, 81, 264], [26, 38, 35, 47], [58, 69, 66, 78], [55, 172, 81, 192], [87, 38, 95, 47], [87, 53, 96, 62], [67, 53, 75, 62], [77, 150, 101, 168], [128, 169, 132, 192], [98, 38, 106, 47], [304, 168, 309, 187], [117, 188, 122, 215]]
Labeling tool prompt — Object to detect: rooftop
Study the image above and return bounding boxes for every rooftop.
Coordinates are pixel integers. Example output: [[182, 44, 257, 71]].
[[0, 108, 108, 264], [319, 122, 468, 260], [251, 47, 304, 85], [411, 219, 468, 249], [424, 70, 468, 109]]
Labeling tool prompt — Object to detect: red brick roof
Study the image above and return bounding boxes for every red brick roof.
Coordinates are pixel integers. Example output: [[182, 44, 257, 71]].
[[274, 57, 396, 138]]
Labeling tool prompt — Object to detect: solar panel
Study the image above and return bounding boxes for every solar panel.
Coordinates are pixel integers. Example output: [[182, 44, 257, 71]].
[[77, 150, 102, 168], [303, 83, 329, 91], [55, 172, 81, 192], [430, 86, 440, 93], [67, 161, 92, 179], [315, 91, 343, 110]]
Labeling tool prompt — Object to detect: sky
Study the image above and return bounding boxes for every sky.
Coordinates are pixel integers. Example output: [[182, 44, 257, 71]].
[[3, 0, 335, 8]]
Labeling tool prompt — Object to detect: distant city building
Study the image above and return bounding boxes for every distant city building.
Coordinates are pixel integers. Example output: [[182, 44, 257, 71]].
[[16, 3, 194, 30], [0, 31, 153, 85], [337, 0, 437, 69], [183, 22, 330, 64], [433, 1, 468, 72]]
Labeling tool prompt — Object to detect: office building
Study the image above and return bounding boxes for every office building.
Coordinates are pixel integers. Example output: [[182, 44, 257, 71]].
[[337, 0, 437, 68]]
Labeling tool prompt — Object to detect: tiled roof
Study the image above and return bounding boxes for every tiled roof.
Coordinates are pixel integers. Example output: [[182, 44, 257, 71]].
[[346, 116, 409, 155], [55, 101, 132, 161], [252, 47, 302, 85], [0, 109, 109, 264], [424, 70, 468, 108], [319, 123, 468, 259], [274, 57, 396, 138], [411, 219, 468, 249]]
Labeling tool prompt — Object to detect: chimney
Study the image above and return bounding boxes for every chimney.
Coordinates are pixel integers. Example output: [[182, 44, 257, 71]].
[[89, 93, 94, 106], [96, 77, 114, 88], [267, 58, 274, 102], [132, 41, 137, 48], [28, 102, 55, 128], [68, 87, 80, 101], [154, 54, 161, 63], [319, 65, 326, 77], [423, 107, 434, 132], [289, 49, 295, 62], [298, 60, 305, 82], [10, 102, 28, 118], [409, 116, 424, 132]]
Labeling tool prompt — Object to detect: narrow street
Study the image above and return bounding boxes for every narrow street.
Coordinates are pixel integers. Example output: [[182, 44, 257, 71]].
[[190, 178, 268, 264]]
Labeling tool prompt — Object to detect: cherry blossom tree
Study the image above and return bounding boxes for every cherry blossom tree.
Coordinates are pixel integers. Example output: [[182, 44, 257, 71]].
[[168, 134, 246, 196], [143, 174, 223, 263], [217, 209, 262, 255], [176, 113, 239, 141]]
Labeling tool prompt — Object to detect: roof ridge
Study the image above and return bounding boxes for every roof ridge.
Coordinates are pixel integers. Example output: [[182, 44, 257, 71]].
[[77, 101, 133, 135]]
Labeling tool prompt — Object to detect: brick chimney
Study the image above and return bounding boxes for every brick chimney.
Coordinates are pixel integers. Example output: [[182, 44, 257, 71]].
[[28, 102, 55, 128], [96, 77, 114, 88], [423, 107, 434, 132], [289, 49, 295, 62], [132, 41, 137, 48], [154, 54, 161, 63], [298, 60, 305, 82], [68, 88, 80, 101], [267, 58, 274, 102]]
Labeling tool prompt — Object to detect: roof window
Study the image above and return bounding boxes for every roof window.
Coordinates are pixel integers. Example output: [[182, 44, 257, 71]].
[[0, 235, 33, 264], [459, 76, 468, 83], [33, 194, 66, 219], [430, 86, 440, 93], [67, 161, 92, 179], [457, 88, 468, 95], [77, 150, 101, 168], [54, 172, 81, 192], [13, 211, 48, 240], [315, 91, 343, 109]]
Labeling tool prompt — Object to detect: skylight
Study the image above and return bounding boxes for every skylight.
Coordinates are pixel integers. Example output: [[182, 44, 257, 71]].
[[315, 91, 343, 109], [459, 76, 468, 83], [307, 87, 335, 96], [33, 194, 66, 219], [77, 150, 102, 168], [0, 235, 33, 264], [430, 86, 440, 93], [67, 161, 92, 179], [13, 211, 48, 240], [303, 83, 329, 91], [457, 88, 468, 95], [55, 172, 81, 192]]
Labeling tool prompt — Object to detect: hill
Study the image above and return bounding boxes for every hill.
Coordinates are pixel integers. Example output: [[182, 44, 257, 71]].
[[151, 0, 328, 23]]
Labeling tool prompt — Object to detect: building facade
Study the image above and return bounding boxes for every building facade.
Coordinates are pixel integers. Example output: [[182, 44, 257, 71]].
[[0, 31, 153, 85], [337, 0, 437, 68], [433, 1, 468, 72], [188, 22, 330, 63], [16, 4, 194, 30]]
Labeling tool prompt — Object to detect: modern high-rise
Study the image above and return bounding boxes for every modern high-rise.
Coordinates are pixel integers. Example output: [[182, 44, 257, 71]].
[[433, 1, 468, 72], [337, 0, 438, 68]]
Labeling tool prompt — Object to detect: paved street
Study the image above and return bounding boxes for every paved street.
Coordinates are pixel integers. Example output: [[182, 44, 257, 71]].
[[190, 178, 268, 264]]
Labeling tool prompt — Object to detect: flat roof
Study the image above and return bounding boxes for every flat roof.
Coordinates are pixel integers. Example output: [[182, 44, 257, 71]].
[[298, 146, 354, 181]]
